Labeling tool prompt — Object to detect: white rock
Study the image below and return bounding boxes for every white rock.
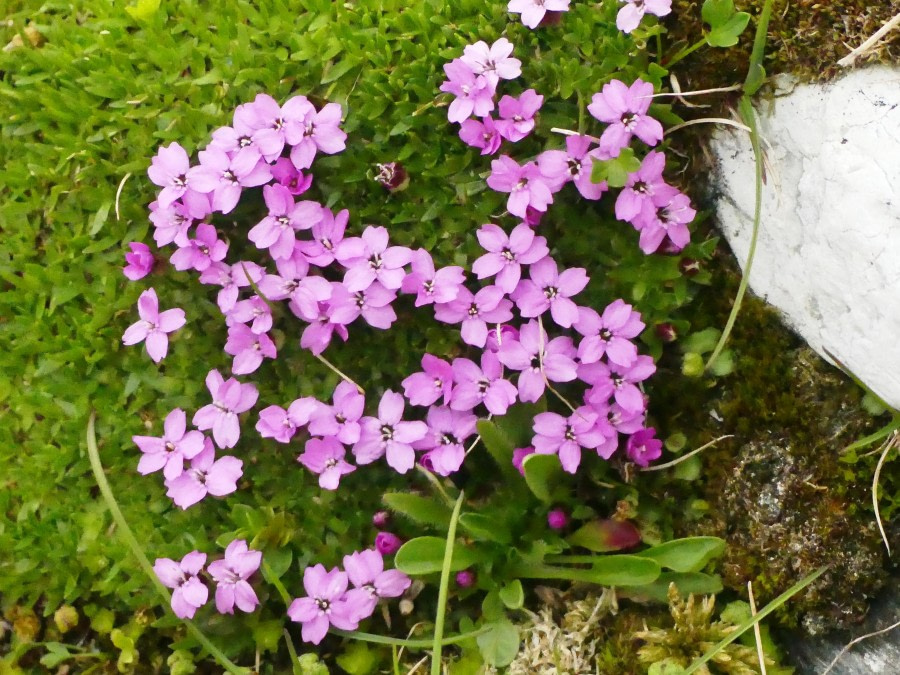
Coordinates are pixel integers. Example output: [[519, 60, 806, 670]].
[[711, 66, 900, 409]]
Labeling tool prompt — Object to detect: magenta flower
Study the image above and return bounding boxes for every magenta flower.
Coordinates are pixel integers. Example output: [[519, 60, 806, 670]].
[[337, 225, 412, 293], [122, 288, 186, 363], [149, 199, 193, 248], [449, 351, 518, 415], [508, 0, 571, 29], [401, 354, 454, 407], [512, 446, 535, 475], [123, 242, 155, 280], [165, 439, 243, 509], [439, 59, 496, 123], [511, 257, 589, 328], [434, 285, 514, 348], [199, 261, 264, 314], [537, 135, 608, 200], [460, 38, 522, 84], [329, 281, 398, 330], [187, 145, 271, 214], [133, 408, 206, 480], [497, 320, 577, 402], [249, 184, 323, 260], [147, 142, 193, 209], [299, 437, 357, 490], [486, 324, 520, 353], [414, 406, 477, 476], [284, 101, 347, 170], [458, 115, 503, 155], [472, 223, 549, 293], [617, 0, 672, 34], [547, 508, 569, 530], [588, 79, 663, 157], [487, 156, 554, 219], [170, 223, 228, 273], [496, 89, 543, 142], [207, 540, 262, 614], [300, 301, 350, 355], [287, 565, 358, 645], [400, 249, 465, 307], [256, 397, 320, 443], [226, 295, 273, 335], [579, 355, 656, 413], [153, 551, 208, 619], [574, 300, 645, 368], [532, 407, 609, 473], [635, 189, 695, 254], [298, 206, 349, 267], [615, 150, 671, 223], [309, 382, 365, 445], [192, 369, 259, 448], [353, 390, 427, 474], [375, 532, 403, 556], [626, 427, 663, 466], [224, 324, 277, 375], [271, 157, 313, 195], [240, 93, 291, 161], [343, 549, 412, 619]]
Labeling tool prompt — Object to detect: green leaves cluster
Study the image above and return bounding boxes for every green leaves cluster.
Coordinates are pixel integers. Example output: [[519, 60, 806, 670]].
[[701, 0, 751, 48]]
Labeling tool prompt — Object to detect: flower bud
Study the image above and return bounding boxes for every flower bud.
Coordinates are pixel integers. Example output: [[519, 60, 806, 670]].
[[655, 322, 677, 343], [375, 531, 403, 555], [372, 510, 391, 529], [455, 569, 476, 588], [679, 258, 701, 277], [374, 162, 409, 192], [547, 508, 569, 530]]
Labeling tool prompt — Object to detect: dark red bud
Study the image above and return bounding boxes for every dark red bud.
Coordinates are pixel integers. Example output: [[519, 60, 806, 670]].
[[374, 162, 409, 192], [679, 258, 701, 277], [656, 323, 677, 343]]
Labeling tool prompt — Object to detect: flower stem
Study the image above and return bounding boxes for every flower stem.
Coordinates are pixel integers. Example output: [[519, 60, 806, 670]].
[[314, 352, 365, 395], [431, 491, 465, 675], [665, 37, 707, 68]]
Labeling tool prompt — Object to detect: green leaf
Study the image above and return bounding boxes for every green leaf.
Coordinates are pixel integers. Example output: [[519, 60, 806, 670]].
[[708, 349, 734, 377], [634, 537, 726, 572], [701, 0, 736, 28], [262, 547, 292, 580], [459, 512, 511, 544], [476, 620, 519, 667], [394, 536, 482, 575], [498, 580, 524, 610], [383, 493, 452, 528], [567, 519, 642, 553], [476, 419, 517, 477], [649, 660, 688, 675], [336, 642, 379, 675], [125, 0, 161, 21], [590, 147, 641, 188], [481, 589, 505, 621], [706, 13, 751, 48], [621, 572, 724, 602], [522, 453, 563, 503], [517, 557, 661, 586], [39, 643, 72, 668]]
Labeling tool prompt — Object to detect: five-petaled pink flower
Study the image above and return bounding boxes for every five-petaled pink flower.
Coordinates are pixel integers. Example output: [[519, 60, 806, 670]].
[[450, 351, 518, 415], [439, 59, 496, 123], [508, 0, 571, 29], [123, 242, 155, 280], [308, 381, 366, 445], [256, 397, 320, 443], [337, 225, 413, 293], [299, 436, 357, 490], [249, 184, 323, 260], [192, 369, 259, 448], [497, 320, 577, 402], [207, 539, 262, 614], [400, 249, 465, 307], [511, 257, 589, 328], [133, 408, 206, 480], [414, 406, 477, 476], [170, 223, 229, 273], [537, 135, 608, 200], [284, 101, 347, 170], [343, 549, 412, 618], [626, 427, 663, 466], [458, 115, 503, 155], [224, 324, 277, 375], [496, 89, 543, 142], [401, 354, 454, 407], [472, 223, 549, 293], [187, 145, 272, 214], [434, 285, 514, 348], [147, 142, 193, 209], [287, 564, 359, 644], [574, 300, 645, 367], [616, 0, 672, 34], [487, 156, 555, 218], [165, 439, 243, 509], [532, 407, 610, 473], [588, 79, 664, 158], [460, 38, 522, 85], [154, 551, 208, 619], [353, 390, 427, 474], [122, 288, 186, 363]]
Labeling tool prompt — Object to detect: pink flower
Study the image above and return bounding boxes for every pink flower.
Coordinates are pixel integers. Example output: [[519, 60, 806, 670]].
[[512, 446, 535, 475], [298, 206, 349, 267], [511, 257, 589, 328], [439, 59, 496, 123], [226, 295, 273, 334], [400, 250, 465, 307], [617, 0, 672, 34], [434, 285, 514, 348], [207, 540, 262, 614], [414, 406, 477, 476], [147, 142, 193, 209], [199, 261, 264, 314], [537, 135, 608, 200], [153, 551, 208, 619], [547, 508, 569, 530], [401, 354, 454, 407], [580, 355, 656, 413], [248, 184, 323, 260], [122, 288, 186, 363], [271, 157, 313, 195], [165, 439, 243, 509], [472, 223, 549, 293], [309, 382, 365, 445], [353, 391, 428, 474], [615, 150, 671, 223], [224, 324, 277, 375], [256, 398, 320, 443], [626, 427, 663, 466], [486, 324, 520, 352], [450, 351, 518, 415], [574, 300, 645, 367], [343, 549, 411, 619], [634, 190, 695, 254], [287, 565, 358, 645], [458, 116, 503, 155], [588, 79, 663, 157], [187, 146, 272, 214], [328, 281, 398, 330], [284, 101, 347, 170], [486, 156, 554, 219], [508, 0, 571, 29], [496, 89, 543, 142], [298, 437, 357, 490], [460, 38, 522, 84], [299, 301, 350, 355], [123, 242, 155, 280], [532, 407, 610, 473], [170, 223, 228, 273], [375, 532, 403, 555], [133, 408, 206, 480], [149, 199, 193, 248], [192, 369, 259, 448], [337, 225, 412, 293], [497, 320, 577, 402]]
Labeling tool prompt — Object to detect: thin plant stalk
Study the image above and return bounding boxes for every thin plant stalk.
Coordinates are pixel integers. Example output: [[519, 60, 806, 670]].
[[431, 492, 465, 675], [86, 413, 248, 675], [820, 617, 900, 675], [640, 435, 733, 472], [872, 432, 897, 556], [331, 626, 488, 649], [747, 581, 768, 675]]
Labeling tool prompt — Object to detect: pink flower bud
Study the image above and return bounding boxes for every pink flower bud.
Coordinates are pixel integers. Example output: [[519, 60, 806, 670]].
[[455, 570, 476, 588], [547, 508, 569, 530], [375, 532, 403, 555], [372, 510, 391, 529]]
